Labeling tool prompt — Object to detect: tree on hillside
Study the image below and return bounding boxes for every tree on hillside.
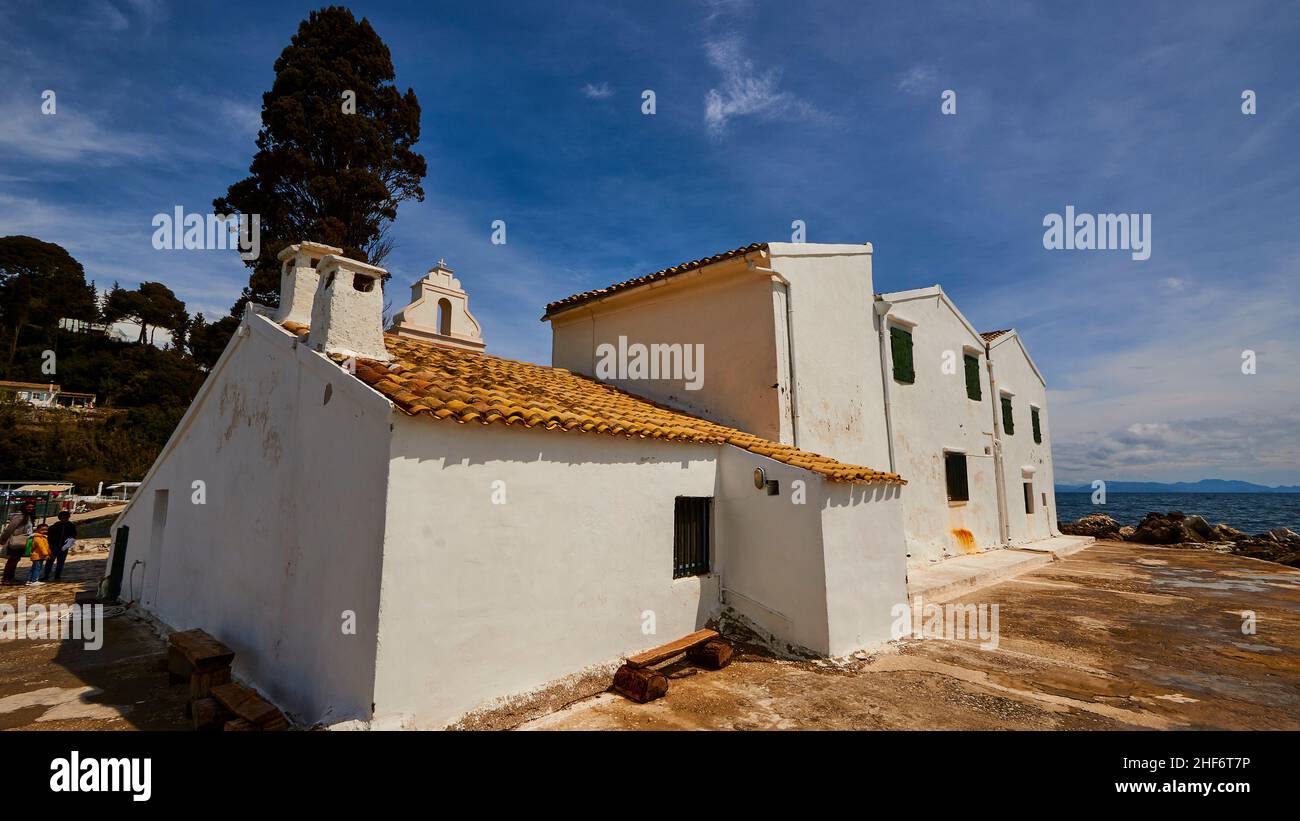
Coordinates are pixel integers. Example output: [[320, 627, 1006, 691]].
[[188, 313, 241, 370], [213, 5, 427, 315], [103, 281, 188, 344], [0, 236, 98, 374]]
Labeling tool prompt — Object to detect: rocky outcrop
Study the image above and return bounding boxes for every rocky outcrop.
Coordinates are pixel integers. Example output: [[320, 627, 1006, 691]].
[[1060, 513, 1122, 539], [1060, 511, 1300, 568]]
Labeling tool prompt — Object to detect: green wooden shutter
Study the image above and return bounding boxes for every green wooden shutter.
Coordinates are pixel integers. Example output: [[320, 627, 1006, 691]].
[[1032, 406, 1042, 444], [1001, 395, 1014, 435], [963, 353, 981, 400], [890, 326, 914, 384]]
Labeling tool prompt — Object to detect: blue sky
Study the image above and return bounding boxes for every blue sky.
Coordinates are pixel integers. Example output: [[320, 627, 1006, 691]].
[[2, 0, 1299, 484]]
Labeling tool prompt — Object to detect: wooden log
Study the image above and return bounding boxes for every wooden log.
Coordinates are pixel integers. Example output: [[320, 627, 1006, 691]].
[[168, 629, 235, 673], [223, 718, 255, 732], [626, 628, 719, 668], [611, 664, 668, 703], [191, 697, 229, 732], [686, 639, 734, 670], [189, 666, 232, 702]]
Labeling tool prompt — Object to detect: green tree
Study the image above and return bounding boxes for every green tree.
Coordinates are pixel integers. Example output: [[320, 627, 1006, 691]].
[[214, 5, 427, 314], [0, 236, 98, 374], [188, 314, 240, 369], [103, 281, 188, 344]]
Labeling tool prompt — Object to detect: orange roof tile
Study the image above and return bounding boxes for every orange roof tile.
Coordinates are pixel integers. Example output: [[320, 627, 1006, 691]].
[[543, 242, 768, 318], [980, 329, 1011, 342], [278, 320, 902, 484]]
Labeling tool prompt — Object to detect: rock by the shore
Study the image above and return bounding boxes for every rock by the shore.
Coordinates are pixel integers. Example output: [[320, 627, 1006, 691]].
[[1059, 512, 1122, 539], [1059, 510, 1300, 568]]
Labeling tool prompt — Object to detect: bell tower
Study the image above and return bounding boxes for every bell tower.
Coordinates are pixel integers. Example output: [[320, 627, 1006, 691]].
[[390, 260, 486, 351]]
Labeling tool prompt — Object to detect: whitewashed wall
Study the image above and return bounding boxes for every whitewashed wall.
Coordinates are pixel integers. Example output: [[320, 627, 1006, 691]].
[[765, 244, 892, 471], [880, 289, 1003, 564], [715, 445, 907, 656], [989, 333, 1058, 543], [109, 314, 393, 726], [550, 259, 784, 442], [372, 418, 723, 727]]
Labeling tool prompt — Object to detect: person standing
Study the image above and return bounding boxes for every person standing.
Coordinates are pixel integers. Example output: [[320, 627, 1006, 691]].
[[26, 524, 50, 585], [43, 510, 77, 581], [1, 501, 36, 585]]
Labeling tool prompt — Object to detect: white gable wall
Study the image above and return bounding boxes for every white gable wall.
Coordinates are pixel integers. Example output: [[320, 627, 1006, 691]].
[[879, 289, 1002, 564], [108, 313, 393, 726], [989, 333, 1058, 543]]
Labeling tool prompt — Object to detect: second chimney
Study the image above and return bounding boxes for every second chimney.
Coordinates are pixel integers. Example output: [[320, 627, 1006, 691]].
[[307, 254, 391, 362]]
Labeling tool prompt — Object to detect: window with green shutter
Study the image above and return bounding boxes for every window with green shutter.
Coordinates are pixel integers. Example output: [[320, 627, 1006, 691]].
[[890, 326, 914, 384], [1001, 395, 1014, 435], [1031, 406, 1042, 444], [963, 353, 981, 400]]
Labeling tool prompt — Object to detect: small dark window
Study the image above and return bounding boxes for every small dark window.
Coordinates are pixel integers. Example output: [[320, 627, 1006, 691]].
[[1023, 482, 1035, 513], [352, 274, 374, 293], [963, 353, 981, 400], [673, 497, 711, 578], [1031, 406, 1042, 444], [1001, 395, 1014, 435], [890, 326, 915, 384], [944, 452, 969, 502]]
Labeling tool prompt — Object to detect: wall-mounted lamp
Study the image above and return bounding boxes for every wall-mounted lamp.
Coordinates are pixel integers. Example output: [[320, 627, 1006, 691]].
[[753, 467, 766, 490]]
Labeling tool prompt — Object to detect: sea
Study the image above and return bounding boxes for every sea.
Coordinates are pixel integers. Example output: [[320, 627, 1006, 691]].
[[1055, 492, 1300, 535]]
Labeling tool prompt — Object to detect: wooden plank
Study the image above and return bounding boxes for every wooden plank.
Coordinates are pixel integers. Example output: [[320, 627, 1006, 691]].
[[625, 628, 719, 668], [168, 629, 235, 671]]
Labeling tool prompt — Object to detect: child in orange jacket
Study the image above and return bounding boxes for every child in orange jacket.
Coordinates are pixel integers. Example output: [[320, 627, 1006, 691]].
[[26, 524, 50, 586]]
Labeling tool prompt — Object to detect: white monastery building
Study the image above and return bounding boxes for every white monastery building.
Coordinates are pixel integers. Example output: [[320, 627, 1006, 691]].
[[109, 239, 1063, 728]]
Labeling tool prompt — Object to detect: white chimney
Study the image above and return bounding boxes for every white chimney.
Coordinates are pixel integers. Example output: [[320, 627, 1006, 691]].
[[274, 241, 343, 326], [390, 259, 486, 351], [307, 254, 391, 361]]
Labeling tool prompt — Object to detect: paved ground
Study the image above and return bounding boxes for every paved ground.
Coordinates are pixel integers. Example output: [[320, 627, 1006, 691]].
[[0, 553, 188, 731], [5, 542, 1298, 731], [523, 542, 1300, 730]]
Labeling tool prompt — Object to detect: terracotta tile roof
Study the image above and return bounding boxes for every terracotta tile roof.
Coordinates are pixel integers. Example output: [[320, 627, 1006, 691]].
[[980, 329, 1012, 342], [543, 242, 769, 318], [279, 320, 902, 484]]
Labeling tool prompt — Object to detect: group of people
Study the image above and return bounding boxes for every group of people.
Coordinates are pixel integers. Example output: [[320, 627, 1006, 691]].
[[0, 501, 78, 586]]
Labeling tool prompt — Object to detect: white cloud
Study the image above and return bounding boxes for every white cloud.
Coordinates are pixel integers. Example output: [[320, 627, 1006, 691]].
[[895, 65, 936, 95], [581, 82, 613, 100], [702, 35, 825, 138], [0, 94, 161, 164]]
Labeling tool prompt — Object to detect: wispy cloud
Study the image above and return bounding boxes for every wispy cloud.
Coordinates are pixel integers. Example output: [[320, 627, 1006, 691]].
[[0, 94, 162, 164], [895, 64, 936, 95], [580, 82, 613, 100], [702, 35, 826, 139]]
